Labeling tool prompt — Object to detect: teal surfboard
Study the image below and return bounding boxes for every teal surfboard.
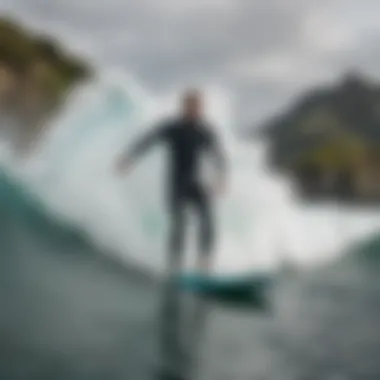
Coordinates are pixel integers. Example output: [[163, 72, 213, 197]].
[[177, 273, 273, 308]]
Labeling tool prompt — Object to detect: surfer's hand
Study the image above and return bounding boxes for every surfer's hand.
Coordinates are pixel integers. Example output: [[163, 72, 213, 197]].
[[213, 179, 226, 196], [115, 158, 132, 175]]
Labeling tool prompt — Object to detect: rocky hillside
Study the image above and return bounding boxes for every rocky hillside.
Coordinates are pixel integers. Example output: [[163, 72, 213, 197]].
[[259, 73, 380, 202]]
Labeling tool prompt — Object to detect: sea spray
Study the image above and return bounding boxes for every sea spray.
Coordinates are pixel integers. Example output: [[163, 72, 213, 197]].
[[0, 69, 379, 276]]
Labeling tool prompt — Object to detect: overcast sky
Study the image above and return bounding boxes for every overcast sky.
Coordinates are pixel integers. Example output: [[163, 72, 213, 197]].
[[1, 0, 380, 127]]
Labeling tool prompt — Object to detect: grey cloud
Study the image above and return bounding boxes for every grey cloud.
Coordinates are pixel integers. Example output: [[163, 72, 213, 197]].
[[0, 0, 305, 76], [0, 0, 379, 126]]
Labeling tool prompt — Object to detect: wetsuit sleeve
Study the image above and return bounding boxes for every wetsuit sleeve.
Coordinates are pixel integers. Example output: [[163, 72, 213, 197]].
[[208, 129, 227, 180], [122, 122, 170, 165]]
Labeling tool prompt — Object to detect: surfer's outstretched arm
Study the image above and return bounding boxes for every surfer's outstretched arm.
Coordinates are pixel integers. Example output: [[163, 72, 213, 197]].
[[116, 123, 169, 172]]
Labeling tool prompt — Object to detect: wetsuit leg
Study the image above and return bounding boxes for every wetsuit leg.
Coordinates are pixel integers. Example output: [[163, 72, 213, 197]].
[[160, 188, 186, 366], [187, 185, 214, 361], [167, 189, 186, 268], [189, 184, 214, 264]]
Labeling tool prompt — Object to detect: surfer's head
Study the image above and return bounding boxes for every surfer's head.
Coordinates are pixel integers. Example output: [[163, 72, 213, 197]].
[[182, 89, 203, 120]]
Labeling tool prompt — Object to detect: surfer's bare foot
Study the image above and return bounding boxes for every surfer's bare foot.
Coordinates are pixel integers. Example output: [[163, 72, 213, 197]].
[[115, 158, 133, 174]]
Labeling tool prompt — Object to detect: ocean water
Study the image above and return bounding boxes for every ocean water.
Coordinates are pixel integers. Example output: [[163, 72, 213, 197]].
[[0, 70, 377, 380], [0, 173, 379, 380], [0, 71, 375, 380]]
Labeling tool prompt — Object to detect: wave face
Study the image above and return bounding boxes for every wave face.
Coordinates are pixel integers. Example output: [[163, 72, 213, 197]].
[[3, 69, 380, 275]]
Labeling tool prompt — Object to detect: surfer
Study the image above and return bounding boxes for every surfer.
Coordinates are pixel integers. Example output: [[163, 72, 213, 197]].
[[116, 89, 227, 275]]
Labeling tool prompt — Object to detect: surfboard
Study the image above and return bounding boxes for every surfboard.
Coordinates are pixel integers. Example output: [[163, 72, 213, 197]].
[[177, 273, 273, 308]]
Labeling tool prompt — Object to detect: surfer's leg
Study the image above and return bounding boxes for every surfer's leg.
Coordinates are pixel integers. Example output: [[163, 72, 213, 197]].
[[168, 191, 186, 274], [191, 186, 214, 275], [184, 186, 214, 375], [160, 190, 186, 364]]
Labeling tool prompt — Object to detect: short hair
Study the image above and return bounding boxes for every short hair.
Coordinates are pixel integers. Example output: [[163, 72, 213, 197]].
[[183, 88, 202, 102]]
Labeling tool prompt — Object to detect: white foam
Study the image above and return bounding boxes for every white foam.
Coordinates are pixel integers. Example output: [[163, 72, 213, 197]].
[[6, 69, 380, 276]]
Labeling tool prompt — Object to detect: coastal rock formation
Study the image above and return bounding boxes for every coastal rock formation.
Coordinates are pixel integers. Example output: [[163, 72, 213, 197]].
[[259, 73, 380, 202]]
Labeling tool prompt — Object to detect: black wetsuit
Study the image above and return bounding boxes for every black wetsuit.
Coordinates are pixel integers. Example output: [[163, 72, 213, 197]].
[[126, 116, 226, 258]]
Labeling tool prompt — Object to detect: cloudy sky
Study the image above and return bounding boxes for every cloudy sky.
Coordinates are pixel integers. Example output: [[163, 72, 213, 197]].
[[1, 0, 380, 127]]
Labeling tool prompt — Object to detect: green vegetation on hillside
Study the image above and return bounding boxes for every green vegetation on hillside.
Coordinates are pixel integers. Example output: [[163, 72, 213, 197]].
[[261, 73, 380, 201], [0, 17, 92, 152], [0, 18, 91, 97]]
